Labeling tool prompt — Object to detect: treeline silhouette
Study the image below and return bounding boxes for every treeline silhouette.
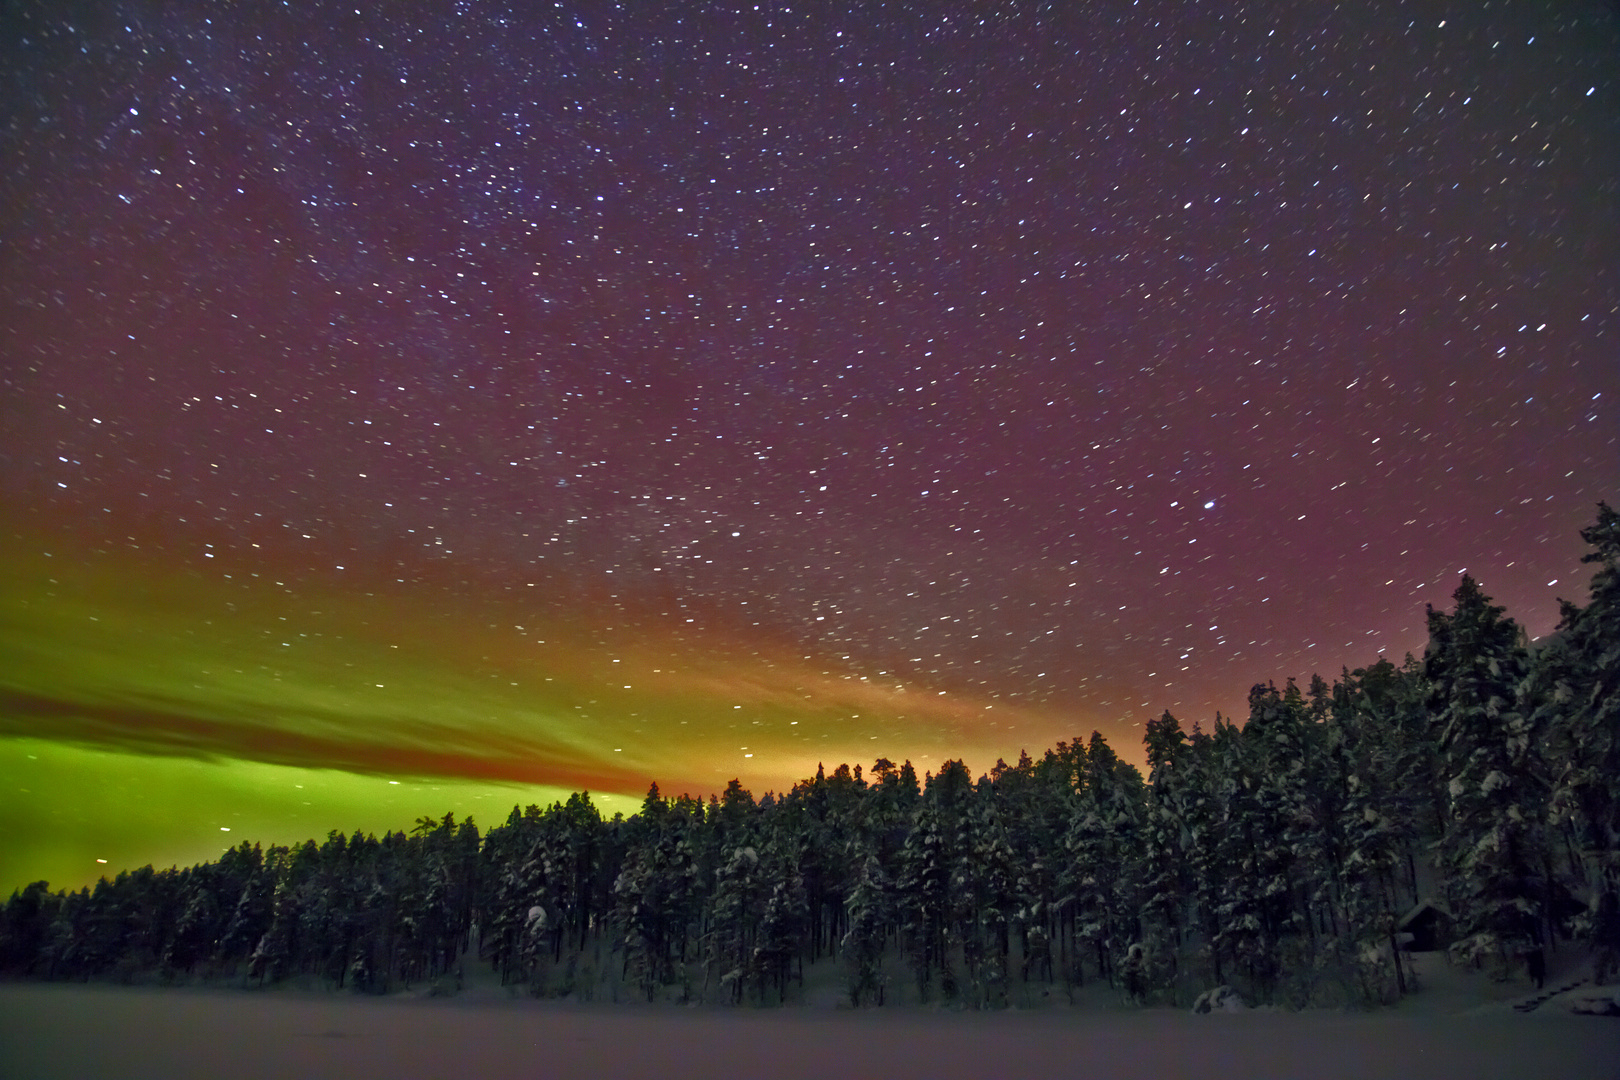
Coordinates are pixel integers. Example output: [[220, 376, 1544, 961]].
[[2, 506, 1616, 1008]]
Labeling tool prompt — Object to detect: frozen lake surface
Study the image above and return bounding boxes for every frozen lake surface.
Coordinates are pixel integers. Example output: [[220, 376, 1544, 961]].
[[1, 981, 1616, 1080]]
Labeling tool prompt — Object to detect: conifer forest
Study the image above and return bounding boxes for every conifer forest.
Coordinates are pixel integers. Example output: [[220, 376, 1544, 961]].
[[3, 505, 1617, 1010]]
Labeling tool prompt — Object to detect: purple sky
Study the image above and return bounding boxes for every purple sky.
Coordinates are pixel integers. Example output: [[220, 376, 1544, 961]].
[[2, 1, 1617, 790]]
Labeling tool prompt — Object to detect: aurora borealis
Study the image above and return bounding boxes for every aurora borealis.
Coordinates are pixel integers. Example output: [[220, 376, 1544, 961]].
[[3, 1, 1617, 893]]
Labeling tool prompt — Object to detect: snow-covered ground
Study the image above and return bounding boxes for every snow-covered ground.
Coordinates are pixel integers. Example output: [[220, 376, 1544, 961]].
[[1, 970, 1615, 1080]]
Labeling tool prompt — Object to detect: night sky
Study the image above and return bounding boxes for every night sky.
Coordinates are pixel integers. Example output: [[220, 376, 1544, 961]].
[[3, 0, 1617, 891]]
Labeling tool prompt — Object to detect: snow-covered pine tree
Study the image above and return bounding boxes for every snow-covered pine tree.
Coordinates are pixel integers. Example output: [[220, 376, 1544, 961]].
[[787, 763, 864, 965], [552, 791, 606, 957], [1060, 732, 1143, 991], [1541, 503, 1620, 977], [842, 846, 892, 1005], [706, 837, 764, 1003], [1330, 671, 1402, 1002], [218, 843, 273, 976], [753, 828, 809, 1002], [1140, 711, 1191, 998], [1341, 657, 1439, 900], [612, 784, 702, 1001], [1426, 575, 1546, 973], [957, 782, 1019, 1007], [1207, 683, 1318, 1003], [987, 750, 1063, 990], [0, 881, 60, 978], [160, 869, 218, 977], [253, 840, 319, 984], [1208, 711, 1276, 998], [895, 759, 971, 1001]]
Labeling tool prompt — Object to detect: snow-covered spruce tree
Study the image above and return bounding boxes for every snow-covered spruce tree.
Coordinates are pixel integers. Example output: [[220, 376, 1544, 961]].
[[1056, 781, 1097, 988], [706, 837, 765, 1003], [480, 804, 548, 985], [0, 881, 61, 977], [67, 866, 178, 982], [786, 763, 863, 966], [36, 887, 85, 980], [482, 806, 566, 988], [251, 841, 318, 985], [1336, 769, 1403, 1001], [1241, 680, 1324, 1004], [494, 794, 606, 993], [1330, 669, 1402, 1002], [753, 829, 809, 1003], [1540, 503, 1620, 977], [1060, 732, 1144, 992], [363, 830, 420, 992], [396, 813, 478, 985], [301, 830, 366, 988], [1140, 711, 1192, 999], [1035, 737, 1088, 976], [1340, 656, 1440, 899], [985, 750, 1063, 990], [218, 844, 274, 978], [956, 782, 1020, 1007], [842, 846, 893, 1005], [895, 760, 972, 1001], [1329, 660, 1433, 1003], [1201, 683, 1326, 1003], [860, 757, 920, 872], [612, 784, 703, 1001], [697, 785, 802, 1006], [342, 831, 390, 992], [1102, 744, 1148, 988], [1177, 720, 1228, 985], [1298, 674, 1368, 1003], [1206, 711, 1279, 999], [161, 842, 260, 979], [160, 869, 218, 978], [1425, 575, 1546, 972], [551, 791, 608, 961]]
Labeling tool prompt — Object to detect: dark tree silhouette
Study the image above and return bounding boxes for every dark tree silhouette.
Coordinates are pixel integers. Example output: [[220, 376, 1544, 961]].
[[3, 506, 1615, 1011]]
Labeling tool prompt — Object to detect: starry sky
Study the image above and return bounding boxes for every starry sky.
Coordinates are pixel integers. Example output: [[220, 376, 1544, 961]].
[[2, 0, 1617, 891]]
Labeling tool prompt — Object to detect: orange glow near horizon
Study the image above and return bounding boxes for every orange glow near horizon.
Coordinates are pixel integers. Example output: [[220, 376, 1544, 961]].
[[0, 522, 1118, 811]]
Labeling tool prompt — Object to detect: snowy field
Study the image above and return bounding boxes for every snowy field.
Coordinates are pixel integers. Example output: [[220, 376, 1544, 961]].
[[1, 981, 1616, 1080]]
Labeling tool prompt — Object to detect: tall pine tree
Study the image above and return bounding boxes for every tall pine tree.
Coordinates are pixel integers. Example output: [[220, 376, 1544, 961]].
[[1426, 576, 1545, 971], [1543, 504, 1620, 977]]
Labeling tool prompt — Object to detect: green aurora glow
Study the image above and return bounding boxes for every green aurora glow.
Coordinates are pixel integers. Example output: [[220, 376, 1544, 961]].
[[0, 532, 1084, 893], [0, 736, 639, 895]]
